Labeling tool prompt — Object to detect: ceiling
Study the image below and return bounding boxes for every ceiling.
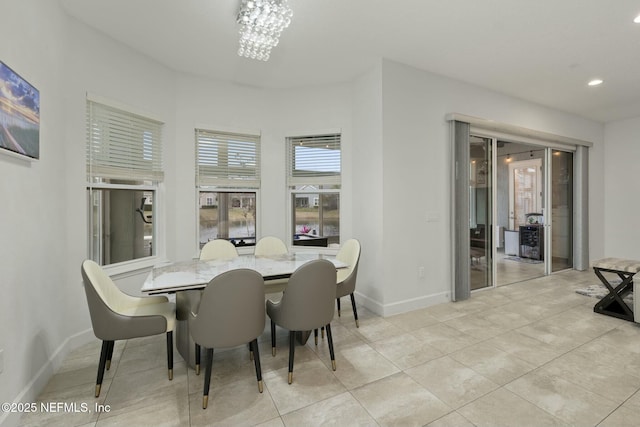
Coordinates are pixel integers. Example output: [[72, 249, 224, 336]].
[[59, 0, 640, 123]]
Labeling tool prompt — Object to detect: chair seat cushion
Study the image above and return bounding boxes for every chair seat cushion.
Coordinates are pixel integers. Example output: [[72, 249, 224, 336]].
[[120, 301, 176, 331], [336, 269, 350, 284]]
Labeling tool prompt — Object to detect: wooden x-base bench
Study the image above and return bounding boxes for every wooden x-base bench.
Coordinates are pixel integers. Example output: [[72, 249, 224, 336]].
[[591, 258, 640, 322]]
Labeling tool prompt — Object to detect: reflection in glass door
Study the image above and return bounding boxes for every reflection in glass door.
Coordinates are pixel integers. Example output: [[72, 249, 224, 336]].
[[508, 159, 542, 230], [469, 136, 493, 290], [496, 143, 546, 286], [551, 150, 573, 271]]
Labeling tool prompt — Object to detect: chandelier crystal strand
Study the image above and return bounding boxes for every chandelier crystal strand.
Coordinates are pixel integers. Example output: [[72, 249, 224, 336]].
[[237, 0, 293, 61]]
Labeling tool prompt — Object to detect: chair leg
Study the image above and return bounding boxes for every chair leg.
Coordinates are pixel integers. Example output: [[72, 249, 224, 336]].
[[350, 293, 359, 328], [288, 331, 295, 384], [250, 339, 263, 393], [95, 340, 111, 397], [105, 340, 114, 370], [195, 343, 201, 375], [325, 324, 336, 371], [202, 348, 214, 409], [337, 297, 341, 317], [271, 319, 276, 356], [314, 328, 318, 345], [321, 326, 325, 338], [166, 331, 173, 380]]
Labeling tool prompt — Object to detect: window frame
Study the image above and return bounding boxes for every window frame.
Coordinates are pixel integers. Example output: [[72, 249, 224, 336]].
[[87, 182, 161, 270], [197, 189, 259, 249], [195, 128, 261, 251], [86, 94, 164, 271], [286, 132, 342, 248]]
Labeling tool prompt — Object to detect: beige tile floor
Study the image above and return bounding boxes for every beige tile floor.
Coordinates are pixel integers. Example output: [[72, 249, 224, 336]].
[[19, 269, 640, 427], [471, 248, 546, 290]]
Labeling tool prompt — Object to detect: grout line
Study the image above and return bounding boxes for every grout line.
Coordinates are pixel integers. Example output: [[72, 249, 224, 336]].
[[25, 271, 637, 427]]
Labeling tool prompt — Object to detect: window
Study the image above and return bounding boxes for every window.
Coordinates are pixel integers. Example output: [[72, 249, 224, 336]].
[[86, 98, 163, 265], [196, 129, 260, 248], [287, 133, 341, 247]]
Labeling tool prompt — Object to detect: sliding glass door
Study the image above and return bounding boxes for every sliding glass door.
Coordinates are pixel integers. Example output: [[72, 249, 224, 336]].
[[551, 150, 573, 272], [452, 118, 587, 300], [469, 136, 493, 290], [496, 143, 547, 285], [468, 137, 575, 290]]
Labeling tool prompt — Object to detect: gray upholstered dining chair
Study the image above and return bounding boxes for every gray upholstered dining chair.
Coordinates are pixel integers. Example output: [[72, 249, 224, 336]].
[[189, 269, 265, 409], [266, 259, 337, 384], [199, 239, 239, 260], [254, 236, 288, 256], [335, 239, 361, 327], [81, 260, 176, 397], [191, 238, 240, 334]]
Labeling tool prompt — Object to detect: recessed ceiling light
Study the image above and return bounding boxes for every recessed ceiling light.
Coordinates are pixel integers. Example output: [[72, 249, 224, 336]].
[[634, 14, 640, 23], [588, 79, 604, 86]]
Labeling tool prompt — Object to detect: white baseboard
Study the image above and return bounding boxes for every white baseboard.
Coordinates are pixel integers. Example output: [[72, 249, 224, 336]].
[[353, 291, 385, 316], [0, 328, 94, 427], [355, 290, 451, 317]]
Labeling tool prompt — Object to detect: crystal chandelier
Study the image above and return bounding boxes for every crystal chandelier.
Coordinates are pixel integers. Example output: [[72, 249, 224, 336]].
[[237, 0, 293, 61]]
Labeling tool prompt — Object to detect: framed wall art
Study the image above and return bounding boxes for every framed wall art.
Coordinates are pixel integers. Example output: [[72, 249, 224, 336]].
[[0, 61, 40, 160]]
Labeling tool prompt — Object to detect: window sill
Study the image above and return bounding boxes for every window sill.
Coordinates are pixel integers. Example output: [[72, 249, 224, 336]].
[[290, 245, 338, 256], [102, 256, 170, 279]]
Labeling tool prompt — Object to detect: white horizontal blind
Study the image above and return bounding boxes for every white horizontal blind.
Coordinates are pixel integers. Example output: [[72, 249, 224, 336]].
[[86, 100, 164, 182], [287, 133, 341, 186], [196, 129, 261, 188]]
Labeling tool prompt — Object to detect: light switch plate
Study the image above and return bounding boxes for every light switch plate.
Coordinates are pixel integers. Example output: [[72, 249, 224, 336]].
[[426, 212, 440, 222]]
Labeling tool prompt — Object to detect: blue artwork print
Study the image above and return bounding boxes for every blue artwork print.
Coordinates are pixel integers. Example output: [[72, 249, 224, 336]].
[[0, 61, 40, 159]]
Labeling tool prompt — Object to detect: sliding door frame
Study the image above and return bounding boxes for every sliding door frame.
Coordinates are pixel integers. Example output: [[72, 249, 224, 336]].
[[449, 114, 592, 300], [452, 121, 471, 301]]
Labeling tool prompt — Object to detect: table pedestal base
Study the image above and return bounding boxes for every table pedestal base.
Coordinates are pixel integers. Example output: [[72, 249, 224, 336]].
[[176, 290, 201, 368]]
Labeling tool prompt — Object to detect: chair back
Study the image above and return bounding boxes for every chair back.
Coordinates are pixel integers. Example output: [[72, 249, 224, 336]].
[[200, 239, 239, 260], [189, 269, 265, 348], [81, 259, 131, 314], [277, 259, 336, 331], [81, 259, 168, 340], [336, 239, 361, 296], [254, 236, 288, 256]]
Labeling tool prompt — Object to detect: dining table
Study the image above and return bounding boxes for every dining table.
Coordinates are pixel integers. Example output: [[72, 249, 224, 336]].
[[141, 252, 348, 367]]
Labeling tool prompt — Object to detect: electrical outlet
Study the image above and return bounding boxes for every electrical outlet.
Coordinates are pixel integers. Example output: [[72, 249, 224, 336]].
[[0, 349, 4, 374], [418, 266, 425, 278]]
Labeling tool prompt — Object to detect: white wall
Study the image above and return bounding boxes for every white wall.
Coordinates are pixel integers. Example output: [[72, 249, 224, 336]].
[[1, 1, 611, 421], [63, 18, 177, 291], [0, 1, 70, 420], [2, 2, 354, 416], [171, 76, 353, 262], [603, 117, 640, 257], [376, 59, 604, 313], [352, 63, 385, 310], [1, 2, 177, 425]]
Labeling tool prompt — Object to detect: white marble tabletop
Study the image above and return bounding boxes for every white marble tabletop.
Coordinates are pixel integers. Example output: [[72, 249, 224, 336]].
[[142, 253, 347, 294]]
